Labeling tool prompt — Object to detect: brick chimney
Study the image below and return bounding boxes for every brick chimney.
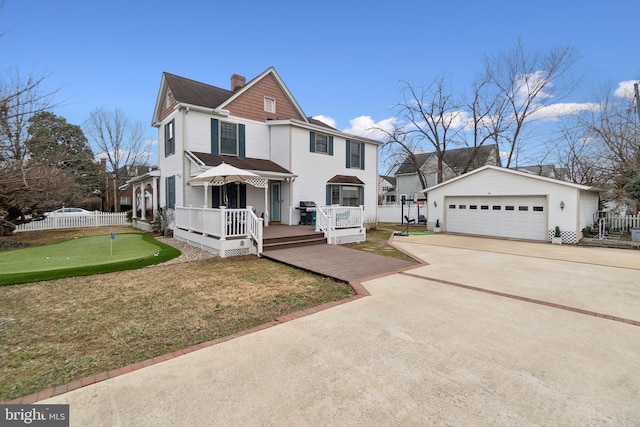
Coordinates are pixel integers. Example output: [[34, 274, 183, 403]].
[[231, 74, 246, 91]]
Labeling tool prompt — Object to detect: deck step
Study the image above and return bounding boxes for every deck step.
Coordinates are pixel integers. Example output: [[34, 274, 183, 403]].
[[263, 233, 326, 251]]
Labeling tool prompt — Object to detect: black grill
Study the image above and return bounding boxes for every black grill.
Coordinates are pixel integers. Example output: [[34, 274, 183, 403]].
[[298, 201, 317, 225]]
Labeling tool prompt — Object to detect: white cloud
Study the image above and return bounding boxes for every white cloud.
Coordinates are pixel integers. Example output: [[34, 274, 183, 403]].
[[614, 80, 639, 101], [342, 115, 396, 140], [527, 102, 600, 121], [312, 115, 337, 128]]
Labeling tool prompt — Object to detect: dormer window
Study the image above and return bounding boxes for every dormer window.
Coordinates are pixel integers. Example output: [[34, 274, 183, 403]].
[[264, 96, 276, 113]]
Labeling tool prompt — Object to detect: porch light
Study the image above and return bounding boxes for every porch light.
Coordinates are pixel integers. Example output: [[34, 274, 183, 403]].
[[560, 201, 565, 211], [433, 200, 437, 207]]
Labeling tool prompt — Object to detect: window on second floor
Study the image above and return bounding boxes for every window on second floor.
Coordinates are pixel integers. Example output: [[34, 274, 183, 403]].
[[164, 119, 175, 157], [309, 131, 333, 155], [211, 119, 246, 157], [346, 140, 365, 169], [220, 122, 237, 155]]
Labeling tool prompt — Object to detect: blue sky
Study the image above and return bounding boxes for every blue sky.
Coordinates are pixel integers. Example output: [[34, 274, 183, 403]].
[[1, 0, 638, 166]]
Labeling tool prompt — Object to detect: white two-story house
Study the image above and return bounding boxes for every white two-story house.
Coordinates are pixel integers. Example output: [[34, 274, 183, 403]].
[[145, 67, 379, 256]]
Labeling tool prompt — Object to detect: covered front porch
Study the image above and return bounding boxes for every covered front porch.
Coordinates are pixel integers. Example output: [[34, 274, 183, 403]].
[[173, 205, 366, 258]]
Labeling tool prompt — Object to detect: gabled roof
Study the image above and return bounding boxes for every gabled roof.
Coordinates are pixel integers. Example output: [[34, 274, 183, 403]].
[[163, 73, 233, 110], [217, 66, 307, 121], [188, 151, 292, 175], [516, 164, 569, 180], [380, 175, 396, 186], [396, 144, 499, 175], [396, 152, 433, 175], [423, 165, 602, 193], [152, 67, 308, 125]]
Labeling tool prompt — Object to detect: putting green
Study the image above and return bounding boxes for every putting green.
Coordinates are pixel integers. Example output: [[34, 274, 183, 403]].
[[0, 233, 181, 285]]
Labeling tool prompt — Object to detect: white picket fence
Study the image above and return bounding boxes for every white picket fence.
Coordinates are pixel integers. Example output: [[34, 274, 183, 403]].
[[14, 212, 129, 232], [601, 214, 640, 232]]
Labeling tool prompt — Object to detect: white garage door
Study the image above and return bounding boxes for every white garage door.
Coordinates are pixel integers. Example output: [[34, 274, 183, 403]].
[[445, 196, 547, 241]]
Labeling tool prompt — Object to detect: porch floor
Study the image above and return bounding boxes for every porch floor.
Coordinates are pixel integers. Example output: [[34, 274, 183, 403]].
[[263, 224, 318, 239], [263, 243, 417, 283]]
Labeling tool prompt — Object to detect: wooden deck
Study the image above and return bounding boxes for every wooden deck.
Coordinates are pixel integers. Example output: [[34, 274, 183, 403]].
[[263, 224, 318, 239], [263, 244, 418, 283]]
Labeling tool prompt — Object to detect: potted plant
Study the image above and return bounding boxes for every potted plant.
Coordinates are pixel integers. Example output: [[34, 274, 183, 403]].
[[434, 219, 442, 233], [552, 226, 562, 245]]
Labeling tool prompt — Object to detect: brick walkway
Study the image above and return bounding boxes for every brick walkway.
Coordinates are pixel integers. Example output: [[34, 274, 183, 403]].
[[263, 244, 418, 282]]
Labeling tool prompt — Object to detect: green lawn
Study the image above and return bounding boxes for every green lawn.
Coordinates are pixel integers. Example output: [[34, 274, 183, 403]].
[[0, 233, 180, 285]]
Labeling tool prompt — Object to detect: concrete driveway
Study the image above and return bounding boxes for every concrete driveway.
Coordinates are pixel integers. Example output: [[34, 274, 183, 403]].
[[42, 235, 640, 426]]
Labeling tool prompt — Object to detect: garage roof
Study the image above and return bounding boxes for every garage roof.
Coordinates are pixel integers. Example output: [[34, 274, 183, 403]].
[[422, 165, 603, 193]]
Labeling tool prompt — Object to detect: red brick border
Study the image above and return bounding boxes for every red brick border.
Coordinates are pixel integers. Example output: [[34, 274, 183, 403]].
[[400, 271, 640, 327]]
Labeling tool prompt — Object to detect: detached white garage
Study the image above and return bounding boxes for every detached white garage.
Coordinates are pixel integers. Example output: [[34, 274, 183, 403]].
[[423, 166, 601, 244]]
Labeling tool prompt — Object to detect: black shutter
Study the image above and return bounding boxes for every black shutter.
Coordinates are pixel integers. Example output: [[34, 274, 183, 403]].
[[360, 142, 365, 169], [359, 186, 364, 206], [309, 131, 316, 152], [326, 185, 332, 205], [328, 136, 334, 156], [345, 140, 351, 168], [238, 124, 246, 158], [211, 118, 219, 155], [170, 119, 175, 155]]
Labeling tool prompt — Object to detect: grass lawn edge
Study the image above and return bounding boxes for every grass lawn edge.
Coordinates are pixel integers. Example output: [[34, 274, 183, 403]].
[[0, 234, 181, 286]]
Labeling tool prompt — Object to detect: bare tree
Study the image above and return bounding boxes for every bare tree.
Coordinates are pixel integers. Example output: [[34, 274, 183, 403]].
[[458, 75, 508, 173], [483, 40, 581, 167], [0, 69, 62, 231], [381, 75, 464, 186], [581, 86, 640, 207], [85, 108, 147, 211], [553, 118, 607, 186]]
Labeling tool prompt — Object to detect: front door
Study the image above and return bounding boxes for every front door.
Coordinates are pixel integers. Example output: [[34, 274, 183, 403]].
[[270, 182, 281, 222]]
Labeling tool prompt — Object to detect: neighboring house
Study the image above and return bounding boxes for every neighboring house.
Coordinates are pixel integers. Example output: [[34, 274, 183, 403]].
[[395, 144, 501, 200], [515, 164, 569, 181], [378, 175, 396, 205], [423, 165, 602, 243], [139, 67, 379, 256]]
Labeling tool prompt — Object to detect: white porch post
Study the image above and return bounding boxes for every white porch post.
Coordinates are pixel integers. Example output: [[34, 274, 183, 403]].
[[203, 183, 209, 207], [132, 184, 138, 218], [264, 183, 269, 227], [140, 184, 147, 220], [152, 178, 158, 217], [219, 206, 227, 240]]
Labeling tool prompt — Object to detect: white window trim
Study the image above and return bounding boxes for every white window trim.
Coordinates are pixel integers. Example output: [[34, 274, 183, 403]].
[[264, 96, 276, 113]]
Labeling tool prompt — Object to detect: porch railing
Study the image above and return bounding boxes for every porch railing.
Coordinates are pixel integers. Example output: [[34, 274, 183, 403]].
[[315, 205, 364, 242], [174, 206, 264, 253]]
